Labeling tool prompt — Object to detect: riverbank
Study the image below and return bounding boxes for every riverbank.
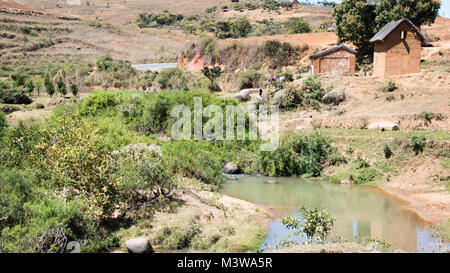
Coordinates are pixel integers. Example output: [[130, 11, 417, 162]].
[[315, 128, 450, 233], [116, 180, 271, 253]]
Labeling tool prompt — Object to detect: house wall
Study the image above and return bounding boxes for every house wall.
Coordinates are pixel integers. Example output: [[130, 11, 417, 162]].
[[312, 50, 356, 77], [373, 21, 422, 77]]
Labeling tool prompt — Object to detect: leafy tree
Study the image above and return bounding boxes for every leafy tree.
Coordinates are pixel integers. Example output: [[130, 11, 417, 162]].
[[96, 54, 113, 71], [179, 21, 197, 34], [285, 17, 311, 34], [34, 80, 43, 96], [24, 80, 34, 94], [44, 74, 55, 97], [411, 135, 426, 155], [70, 84, 78, 97], [201, 66, 222, 93], [11, 74, 26, 87], [231, 18, 253, 38], [333, 0, 440, 57], [56, 78, 67, 96]]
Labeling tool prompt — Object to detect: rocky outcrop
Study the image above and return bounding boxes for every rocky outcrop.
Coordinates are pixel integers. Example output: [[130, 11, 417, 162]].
[[125, 237, 153, 253], [322, 88, 346, 105], [223, 162, 241, 174], [368, 121, 399, 131], [271, 89, 285, 104], [233, 91, 250, 102], [299, 111, 312, 118]]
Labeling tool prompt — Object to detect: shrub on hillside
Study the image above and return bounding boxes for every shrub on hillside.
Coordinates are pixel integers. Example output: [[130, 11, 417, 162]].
[[114, 144, 176, 205], [79, 91, 118, 115], [0, 82, 32, 105], [96, 54, 113, 71], [279, 86, 302, 111], [34, 114, 120, 219], [411, 135, 426, 155], [285, 17, 311, 34], [262, 40, 299, 69], [239, 69, 263, 89], [163, 141, 222, 186], [258, 132, 333, 177], [300, 76, 325, 109], [157, 68, 188, 90]]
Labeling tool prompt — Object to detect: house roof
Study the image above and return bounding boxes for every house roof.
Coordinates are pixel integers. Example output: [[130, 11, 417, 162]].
[[369, 18, 427, 43], [309, 44, 358, 59]]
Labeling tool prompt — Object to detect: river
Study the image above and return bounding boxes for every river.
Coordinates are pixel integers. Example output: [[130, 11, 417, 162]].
[[222, 175, 449, 253]]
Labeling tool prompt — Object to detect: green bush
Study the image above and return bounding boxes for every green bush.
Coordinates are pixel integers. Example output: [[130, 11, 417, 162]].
[[0, 169, 37, 229], [163, 141, 222, 186], [301, 76, 324, 108], [140, 90, 238, 135], [56, 78, 67, 96], [239, 69, 263, 89], [0, 82, 32, 104], [205, 6, 217, 13], [380, 80, 397, 92], [279, 86, 302, 111], [79, 91, 118, 115], [230, 18, 253, 38], [115, 143, 175, 201], [157, 68, 187, 90], [34, 114, 120, 219], [96, 54, 113, 71], [383, 143, 393, 159], [0, 122, 41, 168], [258, 132, 333, 177], [137, 12, 183, 28], [282, 205, 335, 242], [411, 135, 426, 155], [285, 17, 311, 34], [0, 110, 6, 134], [70, 84, 78, 96], [262, 40, 299, 69], [352, 167, 379, 185], [44, 74, 55, 97]]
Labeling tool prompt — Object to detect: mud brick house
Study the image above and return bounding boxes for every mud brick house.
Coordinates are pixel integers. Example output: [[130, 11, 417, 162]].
[[309, 44, 357, 77], [370, 19, 427, 77]]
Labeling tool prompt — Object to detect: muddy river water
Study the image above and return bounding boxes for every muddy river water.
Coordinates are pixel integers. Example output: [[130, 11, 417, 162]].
[[222, 175, 449, 253]]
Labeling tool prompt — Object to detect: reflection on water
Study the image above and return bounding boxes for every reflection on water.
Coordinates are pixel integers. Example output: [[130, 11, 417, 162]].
[[222, 175, 449, 253]]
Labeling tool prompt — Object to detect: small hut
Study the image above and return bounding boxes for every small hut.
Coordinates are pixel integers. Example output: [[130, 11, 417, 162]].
[[370, 18, 427, 77], [309, 44, 357, 77]]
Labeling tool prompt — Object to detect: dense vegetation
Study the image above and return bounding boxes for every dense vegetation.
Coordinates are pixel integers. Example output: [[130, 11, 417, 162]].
[[0, 87, 338, 252]]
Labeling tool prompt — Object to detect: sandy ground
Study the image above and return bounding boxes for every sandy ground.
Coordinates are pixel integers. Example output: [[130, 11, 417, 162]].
[[380, 157, 450, 225], [118, 184, 272, 252]]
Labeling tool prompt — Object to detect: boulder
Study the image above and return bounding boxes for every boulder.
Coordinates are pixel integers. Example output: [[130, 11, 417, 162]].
[[240, 88, 260, 95], [368, 121, 399, 131], [265, 180, 279, 184], [340, 179, 352, 185], [234, 92, 250, 102], [299, 111, 312, 118], [223, 162, 241, 174], [271, 89, 286, 104], [125, 237, 153, 253], [322, 88, 346, 105]]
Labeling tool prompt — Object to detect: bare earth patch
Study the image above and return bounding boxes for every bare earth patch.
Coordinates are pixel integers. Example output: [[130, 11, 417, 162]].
[[380, 157, 450, 225]]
